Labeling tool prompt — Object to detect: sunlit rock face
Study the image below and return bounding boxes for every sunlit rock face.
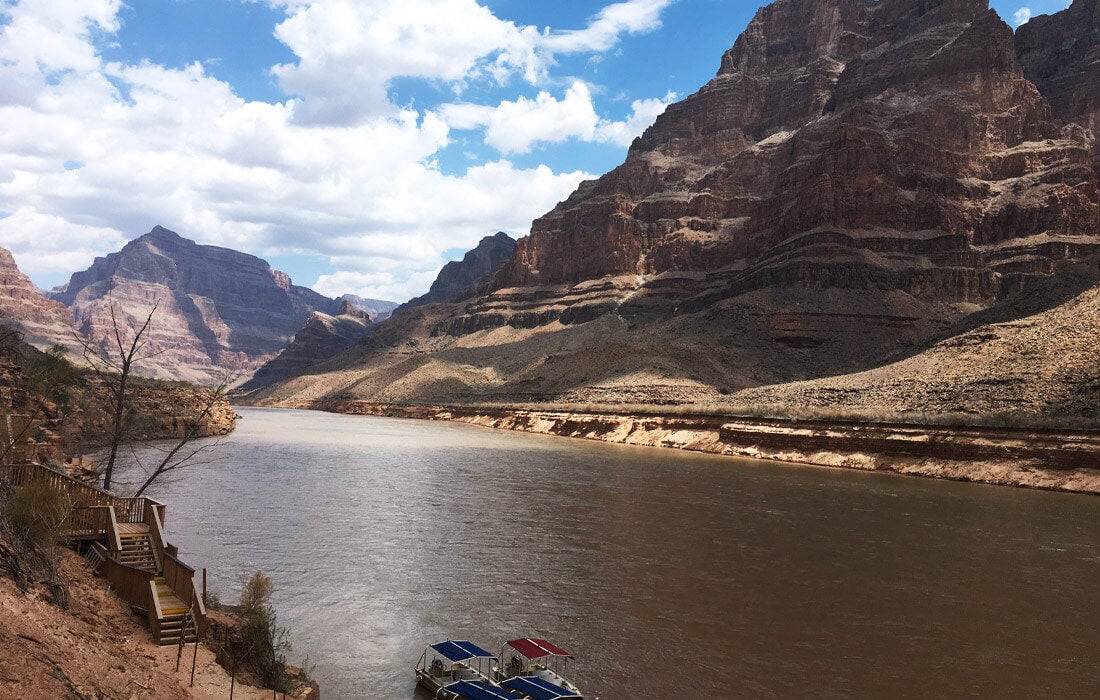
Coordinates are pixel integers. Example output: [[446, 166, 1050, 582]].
[[1015, 0, 1100, 180], [243, 0, 1100, 410], [239, 301, 374, 392], [53, 226, 341, 385], [0, 246, 81, 354], [468, 0, 1098, 332]]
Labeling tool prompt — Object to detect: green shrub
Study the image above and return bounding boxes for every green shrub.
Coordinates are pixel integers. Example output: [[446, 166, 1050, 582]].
[[239, 570, 292, 692], [4, 481, 71, 550]]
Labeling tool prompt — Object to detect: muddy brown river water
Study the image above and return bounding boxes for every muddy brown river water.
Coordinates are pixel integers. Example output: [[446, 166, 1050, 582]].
[[128, 407, 1100, 698]]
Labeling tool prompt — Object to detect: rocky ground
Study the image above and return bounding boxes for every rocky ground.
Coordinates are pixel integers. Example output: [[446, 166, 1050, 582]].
[[729, 277, 1100, 420], [0, 545, 310, 699], [249, 269, 1100, 425]]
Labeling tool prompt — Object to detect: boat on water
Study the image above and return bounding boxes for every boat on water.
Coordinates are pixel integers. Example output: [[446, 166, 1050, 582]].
[[416, 640, 500, 698], [500, 675, 585, 700], [441, 680, 517, 700], [493, 638, 585, 699]]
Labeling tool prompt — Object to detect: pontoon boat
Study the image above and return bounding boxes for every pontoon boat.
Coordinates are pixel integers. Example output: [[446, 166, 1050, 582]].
[[416, 640, 499, 698], [493, 638, 584, 699]]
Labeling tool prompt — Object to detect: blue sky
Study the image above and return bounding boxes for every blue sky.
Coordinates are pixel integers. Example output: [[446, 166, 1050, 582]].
[[0, 0, 1073, 301]]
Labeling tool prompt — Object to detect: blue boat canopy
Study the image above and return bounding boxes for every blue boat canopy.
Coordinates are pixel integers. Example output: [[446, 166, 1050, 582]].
[[446, 680, 516, 700], [429, 640, 496, 663], [502, 676, 583, 700]]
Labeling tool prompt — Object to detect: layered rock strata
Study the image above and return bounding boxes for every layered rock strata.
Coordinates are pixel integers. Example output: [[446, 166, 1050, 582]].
[[53, 227, 341, 385], [0, 246, 81, 354], [240, 301, 373, 391], [251, 0, 1100, 416], [463, 0, 1098, 341]]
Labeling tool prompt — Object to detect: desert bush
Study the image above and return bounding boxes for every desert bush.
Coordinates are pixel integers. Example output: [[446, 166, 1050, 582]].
[[239, 570, 292, 692], [0, 480, 71, 608], [5, 480, 71, 549]]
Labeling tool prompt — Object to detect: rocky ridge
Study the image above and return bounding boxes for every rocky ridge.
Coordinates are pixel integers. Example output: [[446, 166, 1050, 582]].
[[0, 247, 82, 355], [240, 300, 373, 391], [250, 0, 1100, 416], [240, 233, 515, 393], [400, 232, 516, 309], [53, 226, 342, 385], [485, 0, 1097, 327]]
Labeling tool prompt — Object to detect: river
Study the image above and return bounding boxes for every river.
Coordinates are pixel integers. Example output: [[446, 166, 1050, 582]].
[[125, 407, 1100, 698]]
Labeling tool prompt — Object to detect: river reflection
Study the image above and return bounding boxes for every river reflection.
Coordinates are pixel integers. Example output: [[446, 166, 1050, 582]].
[[124, 407, 1100, 698]]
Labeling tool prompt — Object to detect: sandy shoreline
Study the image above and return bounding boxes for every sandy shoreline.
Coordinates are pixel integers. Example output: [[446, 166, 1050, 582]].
[[279, 400, 1100, 495]]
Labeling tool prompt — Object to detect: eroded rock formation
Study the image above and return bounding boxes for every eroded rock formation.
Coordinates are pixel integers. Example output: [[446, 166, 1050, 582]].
[[0, 246, 81, 354], [240, 300, 373, 391], [401, 232, 516, 309], [486, 0, 1097, 321], [251, 0, 1100, 414], [53, 226, 341, 385]]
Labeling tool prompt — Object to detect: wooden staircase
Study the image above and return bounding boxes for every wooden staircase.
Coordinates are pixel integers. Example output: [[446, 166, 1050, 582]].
[[155, 577, 199, 646], [117, 524, 158, 572], [2, 462, 207, 646]]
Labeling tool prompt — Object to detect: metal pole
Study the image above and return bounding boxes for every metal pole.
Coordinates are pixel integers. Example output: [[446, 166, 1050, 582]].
[[203, 567, 207, 607], [190, 626, 199, 687]]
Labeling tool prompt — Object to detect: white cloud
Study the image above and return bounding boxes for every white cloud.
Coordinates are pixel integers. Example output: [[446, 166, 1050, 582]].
[[538, 0, 670, 54], [0, 0, 676, 301], [439, 82, 674, 153], [1013, 7, 1032, 26], [594, 91, 677, 147], [265, 0, 674, 125]]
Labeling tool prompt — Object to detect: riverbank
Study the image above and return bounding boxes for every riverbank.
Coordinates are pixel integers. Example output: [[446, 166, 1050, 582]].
[[290, 400, 1100, 494], [0, 544, 314, 699]]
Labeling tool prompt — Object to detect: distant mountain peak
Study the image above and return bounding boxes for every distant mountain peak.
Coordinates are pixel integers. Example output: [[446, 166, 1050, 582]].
[[52, 226, 340, 385]]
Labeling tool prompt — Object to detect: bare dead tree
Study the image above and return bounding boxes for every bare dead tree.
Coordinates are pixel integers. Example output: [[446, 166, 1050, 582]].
[[76, 294, 163, 492], [74, 293, 236, 497], [130, 371, 233, 498]]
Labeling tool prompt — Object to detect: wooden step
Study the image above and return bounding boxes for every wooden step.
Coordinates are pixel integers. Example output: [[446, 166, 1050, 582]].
[[157, 612, 198, 645]]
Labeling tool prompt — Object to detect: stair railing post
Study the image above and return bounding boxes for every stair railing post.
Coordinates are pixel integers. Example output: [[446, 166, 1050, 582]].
[[190, 617, 199, 687]]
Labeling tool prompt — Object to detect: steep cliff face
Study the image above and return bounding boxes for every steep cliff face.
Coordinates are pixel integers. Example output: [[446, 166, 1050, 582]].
[[0, 246, 81, 354], [251, 0, 1100, 412], [401, 232, 516, 309], [240, 301, 372, 391], [54, 227, 340, 385], [490, 0, 1097, 316], [1015, 0, 1100, 179]]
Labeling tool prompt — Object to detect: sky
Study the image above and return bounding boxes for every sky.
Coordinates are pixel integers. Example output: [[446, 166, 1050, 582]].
[[0, 0, 1074, 303]]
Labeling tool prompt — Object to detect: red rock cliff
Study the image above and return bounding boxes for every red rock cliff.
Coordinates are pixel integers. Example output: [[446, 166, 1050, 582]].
[[490, 0, 1098, 308]]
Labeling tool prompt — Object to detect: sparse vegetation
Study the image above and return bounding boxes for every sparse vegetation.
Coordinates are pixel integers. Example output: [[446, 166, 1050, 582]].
[[0, 480, 72, 608], [234, 572, 292, 691]]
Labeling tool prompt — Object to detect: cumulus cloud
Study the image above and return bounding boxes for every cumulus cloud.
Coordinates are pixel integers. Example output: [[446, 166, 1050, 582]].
[[0, 0, 676, 301], [1013, 7, 1032, 26], [538, 0, 670, 54], [439, 82, 675, 154], [266, 0, 674, 125]]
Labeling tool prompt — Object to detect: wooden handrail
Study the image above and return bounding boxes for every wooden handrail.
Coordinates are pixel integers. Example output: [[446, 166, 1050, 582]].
[[106, 506, 123, 552], [6, 462, 208, 640], [91, 541, 155, 613], [142, 501, 166, 574], [68, 505, 110, 540], [0, 463, 150, 527], [148, 579, 164, 642], [162, 549, 207, 634], [142, 499, 206, 635]]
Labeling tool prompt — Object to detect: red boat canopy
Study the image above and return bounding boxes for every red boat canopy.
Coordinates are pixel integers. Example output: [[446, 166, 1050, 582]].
[[506, 638, 573, 660]]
